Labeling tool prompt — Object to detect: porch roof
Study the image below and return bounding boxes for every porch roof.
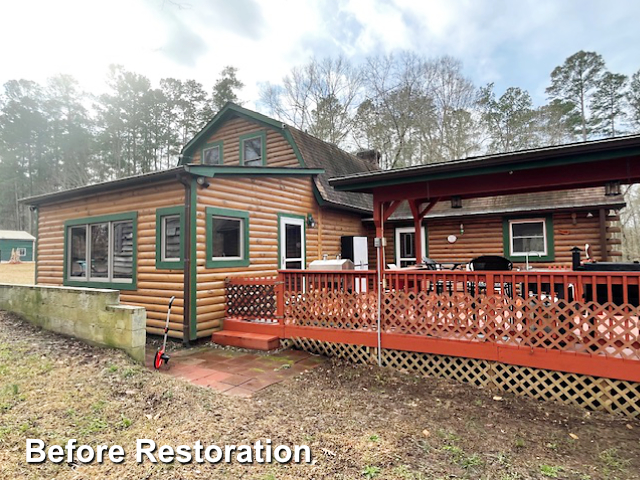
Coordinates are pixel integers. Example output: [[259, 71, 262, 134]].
[[329, 134, 640, 202]]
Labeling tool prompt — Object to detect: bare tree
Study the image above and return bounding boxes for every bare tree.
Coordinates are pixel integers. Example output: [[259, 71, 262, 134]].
[[424, 56, 479, 161], [355, 53, 479, 168], [260, 56, 363, 146]]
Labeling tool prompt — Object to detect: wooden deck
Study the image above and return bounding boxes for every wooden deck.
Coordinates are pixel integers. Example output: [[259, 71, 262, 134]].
[[224, 269, 640, 383]]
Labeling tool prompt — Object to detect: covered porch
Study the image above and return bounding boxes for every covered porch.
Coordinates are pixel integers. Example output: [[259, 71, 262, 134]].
[[218, 135, 640, 416]]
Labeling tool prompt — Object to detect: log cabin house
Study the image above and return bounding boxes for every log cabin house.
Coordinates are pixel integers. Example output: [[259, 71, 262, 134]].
[[23, 103, 627, 342]]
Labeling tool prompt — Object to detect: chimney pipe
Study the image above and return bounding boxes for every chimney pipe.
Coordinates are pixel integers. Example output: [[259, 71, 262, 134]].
[[356, 149, 382, 170]]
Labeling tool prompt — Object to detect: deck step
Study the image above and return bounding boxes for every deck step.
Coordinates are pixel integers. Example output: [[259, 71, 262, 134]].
[[211, 330, 280, 351], [223, 317, 283, 336]]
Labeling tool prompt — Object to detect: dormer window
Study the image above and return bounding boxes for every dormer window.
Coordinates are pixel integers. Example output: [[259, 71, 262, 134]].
[[202, 141, 223, 165], [239, 131, 266, 166]]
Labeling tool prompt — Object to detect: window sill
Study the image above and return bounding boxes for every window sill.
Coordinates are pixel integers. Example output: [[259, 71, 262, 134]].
[[63, 279, 137, 291], [205, 258, 250, 269], [155, 260, 184, 270]]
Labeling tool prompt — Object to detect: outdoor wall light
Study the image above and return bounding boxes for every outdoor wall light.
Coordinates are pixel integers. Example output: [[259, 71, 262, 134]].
[[451, 196, 462, 209], [196, 176, 210, 188], [307, 213, 316, 228], [605, 181, 621, 196]]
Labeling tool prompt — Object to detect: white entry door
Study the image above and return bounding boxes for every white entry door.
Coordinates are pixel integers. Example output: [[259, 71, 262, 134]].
[[280, 216, 305, 269]]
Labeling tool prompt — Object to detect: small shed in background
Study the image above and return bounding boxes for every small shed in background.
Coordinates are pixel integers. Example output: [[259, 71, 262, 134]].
[[0, 230, 36, 262]]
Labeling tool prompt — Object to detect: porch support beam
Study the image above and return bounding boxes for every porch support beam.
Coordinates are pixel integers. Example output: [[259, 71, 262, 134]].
[[408, 199, 439, 264], [382, 200, 402, 222], [373, 199, 403, 273]]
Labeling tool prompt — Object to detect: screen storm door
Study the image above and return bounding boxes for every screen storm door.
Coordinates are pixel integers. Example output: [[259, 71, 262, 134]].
[[279, 215, 305, 270]]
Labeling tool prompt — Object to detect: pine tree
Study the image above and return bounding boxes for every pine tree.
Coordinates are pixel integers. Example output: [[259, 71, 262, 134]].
[[591, 72, 628, 137], [546, 51, 605, 141]]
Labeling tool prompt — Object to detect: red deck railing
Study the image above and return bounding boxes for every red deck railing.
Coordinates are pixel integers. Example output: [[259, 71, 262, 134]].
[[226, 269, 640, 382]]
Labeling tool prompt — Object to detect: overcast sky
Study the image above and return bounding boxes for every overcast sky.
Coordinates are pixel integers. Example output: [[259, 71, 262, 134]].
[[2, 0, 639, 108]]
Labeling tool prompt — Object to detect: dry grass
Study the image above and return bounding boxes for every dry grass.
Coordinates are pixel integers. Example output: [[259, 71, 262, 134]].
[[0, 262, 35, 284], [1, 310, 639, 479]]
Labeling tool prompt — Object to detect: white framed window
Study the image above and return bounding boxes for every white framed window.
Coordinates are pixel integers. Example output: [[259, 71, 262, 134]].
[[206, 207, 249, 268], [211, 216, 243, 260], [395, 226, 427, 268], [202, 144, 222, 165], [155, 206, 183, 269], [65, 215, 135, 285], [161, 215, 181, 262], [17, 247, 26, 257], [240, 132, 266, 166], [509, 219, 547, 256]]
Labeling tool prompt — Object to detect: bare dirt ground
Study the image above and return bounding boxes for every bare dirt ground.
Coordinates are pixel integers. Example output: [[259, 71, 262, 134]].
[[1, 310, 639, 480], [0, 262, 35, 284]]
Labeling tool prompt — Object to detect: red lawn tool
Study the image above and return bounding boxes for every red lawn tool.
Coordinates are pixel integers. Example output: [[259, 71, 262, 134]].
[[154, 296, 175, 370]]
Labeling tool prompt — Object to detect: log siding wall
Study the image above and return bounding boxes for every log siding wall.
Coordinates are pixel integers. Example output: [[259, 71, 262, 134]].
[[190, 117, 300, 168], [366, 211, 611, 269], [37, 182, 187, 338], [193, 176, 366, 338]]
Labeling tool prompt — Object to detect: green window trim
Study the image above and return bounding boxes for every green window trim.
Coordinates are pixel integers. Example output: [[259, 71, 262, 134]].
[[205, 206, 250, 268], [201, 140, 223, 165], [155, 206, 185, 270], [394, 225, 428, 266], [63, 211, 138, 291], [502, 214, 555, 262], [239, 131, 267, 166]]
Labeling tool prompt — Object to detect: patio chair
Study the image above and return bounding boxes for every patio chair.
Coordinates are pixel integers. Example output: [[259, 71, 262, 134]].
[[421, 257, 441, 270], [467, 255, 513, 297], [468, 255, 513, 271]]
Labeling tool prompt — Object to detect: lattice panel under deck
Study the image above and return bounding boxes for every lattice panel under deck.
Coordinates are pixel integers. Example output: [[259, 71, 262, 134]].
[[291, 338, 640, 418], [290, 337, 375, 365]]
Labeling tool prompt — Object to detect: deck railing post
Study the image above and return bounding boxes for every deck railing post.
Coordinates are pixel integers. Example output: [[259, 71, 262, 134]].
[[276, 272, 285, 324]]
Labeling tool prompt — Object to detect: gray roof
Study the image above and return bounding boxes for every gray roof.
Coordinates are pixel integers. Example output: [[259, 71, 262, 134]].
[[21, 168, 183, 206], [288, 127, 375, 213], [0, 230, 35, 241], [372, 187, 625, 222]]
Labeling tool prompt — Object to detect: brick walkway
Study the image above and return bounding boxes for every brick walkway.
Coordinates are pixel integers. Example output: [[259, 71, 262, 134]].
[[146, 347, 325, 397]]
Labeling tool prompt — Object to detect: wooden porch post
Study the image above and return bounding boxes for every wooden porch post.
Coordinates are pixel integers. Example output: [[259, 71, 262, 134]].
[[408, 199, 440, 264], [409, 200, 423, 265]]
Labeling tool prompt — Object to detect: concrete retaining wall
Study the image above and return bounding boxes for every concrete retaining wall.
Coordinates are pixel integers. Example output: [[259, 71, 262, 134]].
[[0, 284, 146, 362]]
